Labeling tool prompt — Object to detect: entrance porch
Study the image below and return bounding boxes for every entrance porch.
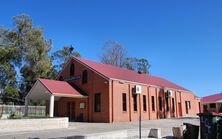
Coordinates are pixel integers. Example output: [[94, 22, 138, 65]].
[[25, 78, 87, 120]]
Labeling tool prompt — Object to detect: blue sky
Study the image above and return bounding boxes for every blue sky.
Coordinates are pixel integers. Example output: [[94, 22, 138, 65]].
[[1, 0, 222, 97]]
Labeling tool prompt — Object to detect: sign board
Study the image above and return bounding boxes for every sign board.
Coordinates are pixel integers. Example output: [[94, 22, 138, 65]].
[[64, 75, 81, 81], [80, 102, 85, 109]]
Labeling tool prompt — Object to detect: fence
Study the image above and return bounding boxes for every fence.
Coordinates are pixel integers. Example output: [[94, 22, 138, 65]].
[[0, 105, 46, 116]]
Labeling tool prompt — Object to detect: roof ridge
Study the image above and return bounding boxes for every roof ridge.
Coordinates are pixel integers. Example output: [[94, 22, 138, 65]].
[[73, 56, 169, 79]]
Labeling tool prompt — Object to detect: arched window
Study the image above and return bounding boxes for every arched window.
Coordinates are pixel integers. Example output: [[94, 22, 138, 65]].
[[82, 70, 88, 84], [70, 64, 75, 76], [59, 76, 64, 81]]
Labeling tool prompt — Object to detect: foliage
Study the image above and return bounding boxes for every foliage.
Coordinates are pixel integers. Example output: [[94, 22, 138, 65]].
[[10, 14, 55, 99], [100, 40, 151, 74], [0, 28, 19, 89], [0, 28, 20, 104], [124, 58, 151, 74], [0, 14, 58, 104], [1, 86, 20, 104], [52, 45, 80, 72], [0, 14, 82, 105]]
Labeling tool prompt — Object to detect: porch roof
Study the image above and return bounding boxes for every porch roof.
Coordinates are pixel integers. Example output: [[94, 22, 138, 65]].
[[27, 78, 85, 100], [38, 78, 84, 96]]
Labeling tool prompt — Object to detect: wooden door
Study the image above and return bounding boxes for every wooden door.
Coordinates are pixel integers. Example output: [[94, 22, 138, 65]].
[[71, 102, 75, 121], [178, 102, 182, 116], [67, 102, 71, 120], [67, 102, 76, 121]]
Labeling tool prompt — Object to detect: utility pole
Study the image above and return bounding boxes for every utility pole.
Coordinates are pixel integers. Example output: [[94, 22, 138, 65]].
[[134, 85, 142, 139], [139, 93, 141, 139]]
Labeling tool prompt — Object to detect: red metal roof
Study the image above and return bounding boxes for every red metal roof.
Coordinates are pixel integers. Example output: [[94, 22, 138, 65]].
[[202, 93, 222, 103], [74, 57, 190, 92], [38, 78, 83, 96]]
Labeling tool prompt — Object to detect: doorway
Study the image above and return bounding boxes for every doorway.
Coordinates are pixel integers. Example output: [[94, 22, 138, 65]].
[[67, 101, 76, 121], [198, 102, 201, 113], [178, 102, 182, 116], [203, 105, 208, 113], [185, 101, 189, 114]]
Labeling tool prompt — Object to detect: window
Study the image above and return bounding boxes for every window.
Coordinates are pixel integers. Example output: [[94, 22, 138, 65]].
[[70, 64, 75, 76], [82, 70, 88, 84], [210, 103, 216, 108], [122, 93, 127, 111], [94, 93, 101, 112], [59, 76, 64, 81], [185, 100, 191, 114], [172, 98, 175, 112], [185, 101, 189, 114], [143, 95, 147, 111], [159, 97, 162, 111], [151, 96, 155, 111], [166, 97, 169, 111], [187, 101, 191, 109], [133, 94, 137, 111]]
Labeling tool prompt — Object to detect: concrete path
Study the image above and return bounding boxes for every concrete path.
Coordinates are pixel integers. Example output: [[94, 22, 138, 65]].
[[0, 117, 200, 139]]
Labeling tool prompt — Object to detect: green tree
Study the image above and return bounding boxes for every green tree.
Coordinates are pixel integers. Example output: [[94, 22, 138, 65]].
[[0, 14, 82, 104], [0, 14, 83, 104], [0, 27, 20, 104], [5, 14, 55, 100], [1, 86, 20, 104], [0, 27, 21, 87], [0, 46, 17, 89], [124, 58, 151, 74], [52, 45, 80, 72]]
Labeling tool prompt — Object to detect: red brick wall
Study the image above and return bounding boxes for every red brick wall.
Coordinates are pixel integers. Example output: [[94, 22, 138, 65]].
[[49, 58, 200, 123], [110, 80, 199, 122], [180, 92, 200, 116], [57, 59, 110, 122], [55, 97, 88, 121]]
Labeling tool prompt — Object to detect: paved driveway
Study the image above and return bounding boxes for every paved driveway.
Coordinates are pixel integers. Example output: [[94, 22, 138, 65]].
[[0, 117, 200, 139]]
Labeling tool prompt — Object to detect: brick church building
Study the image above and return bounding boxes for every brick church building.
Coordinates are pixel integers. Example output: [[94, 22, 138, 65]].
[[26, 57, 200, 122]]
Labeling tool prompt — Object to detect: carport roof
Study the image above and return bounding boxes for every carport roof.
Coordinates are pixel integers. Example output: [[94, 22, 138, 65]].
[[38, 78, 84, 97]]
